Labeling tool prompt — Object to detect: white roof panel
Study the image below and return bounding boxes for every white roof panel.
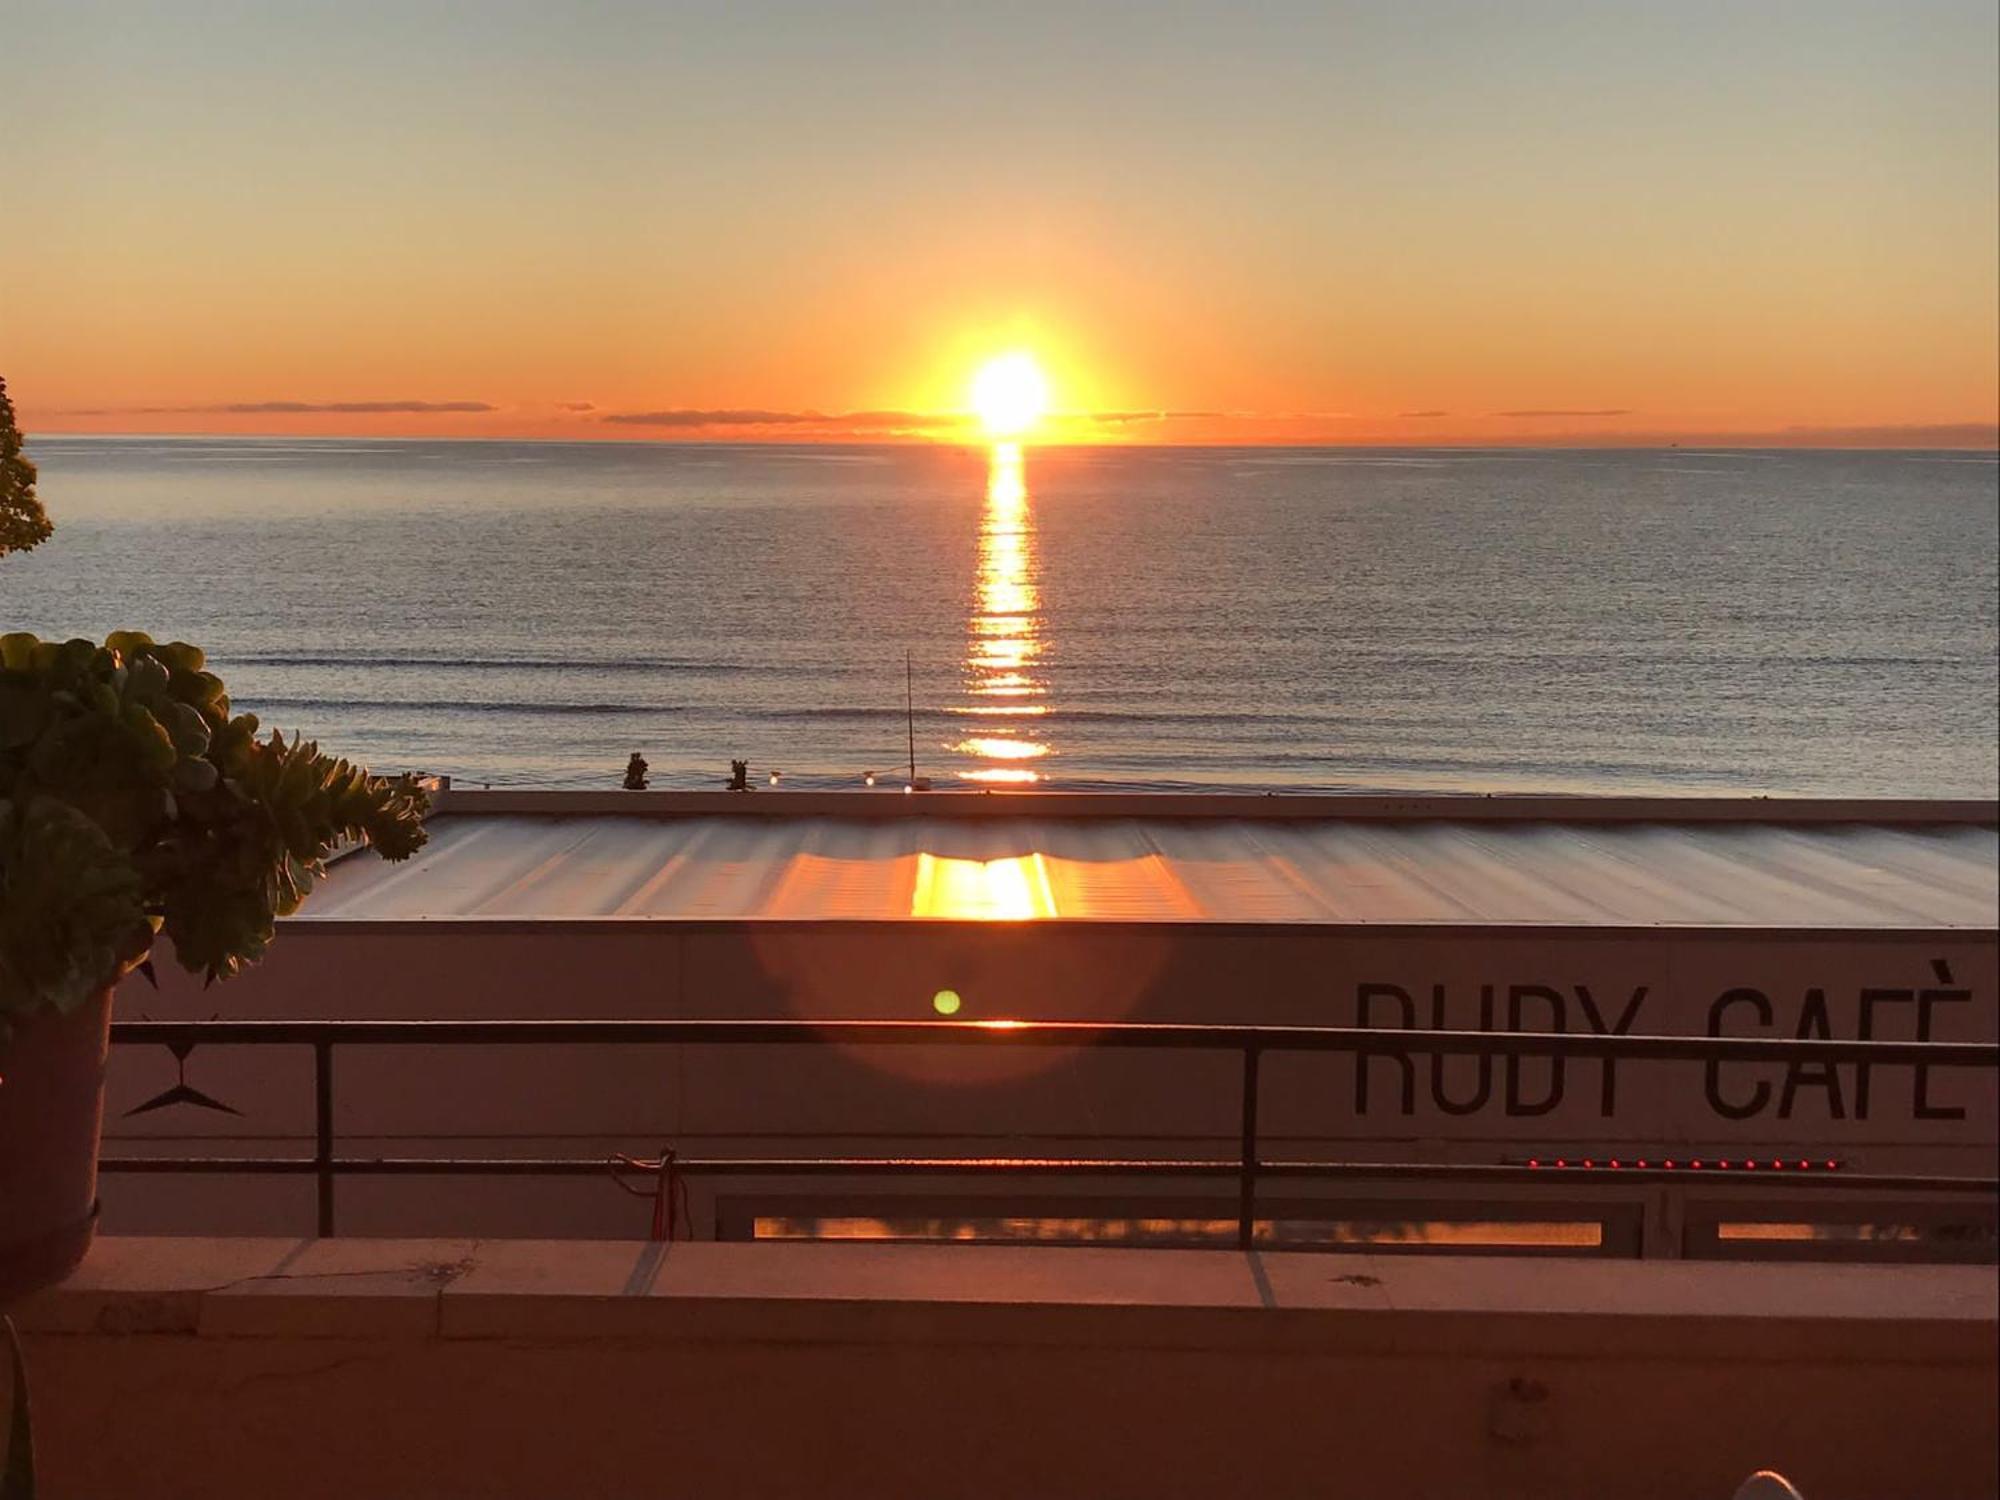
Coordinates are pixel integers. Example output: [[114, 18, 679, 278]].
[[298, 809, 1999, 928]]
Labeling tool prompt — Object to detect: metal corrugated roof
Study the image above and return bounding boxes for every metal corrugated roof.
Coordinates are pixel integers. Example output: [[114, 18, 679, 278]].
[[298, 811, 1998, 928]]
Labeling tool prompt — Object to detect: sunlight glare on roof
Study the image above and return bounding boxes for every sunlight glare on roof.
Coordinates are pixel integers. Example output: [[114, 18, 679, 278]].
[[911, 851, 1056, 920]]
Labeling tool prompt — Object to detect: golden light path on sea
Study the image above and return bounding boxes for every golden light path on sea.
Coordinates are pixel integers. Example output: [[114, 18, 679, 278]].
[[952, 441, 1051, 784]]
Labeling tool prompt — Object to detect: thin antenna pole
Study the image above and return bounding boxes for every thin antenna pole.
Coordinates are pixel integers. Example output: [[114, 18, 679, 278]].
[[906, 650, 917, 784]]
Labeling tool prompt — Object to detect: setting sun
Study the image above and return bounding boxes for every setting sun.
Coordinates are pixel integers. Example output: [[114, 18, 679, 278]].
[[969, 353, 1051, 439]]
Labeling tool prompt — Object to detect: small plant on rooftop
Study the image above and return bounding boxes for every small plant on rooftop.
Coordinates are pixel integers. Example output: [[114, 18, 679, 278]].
[[0, 630, 430, 1028]]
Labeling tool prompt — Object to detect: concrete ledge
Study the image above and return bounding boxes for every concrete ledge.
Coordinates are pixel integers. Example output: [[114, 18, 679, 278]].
[[11, 1238, 1998, 1499], [20, 1236, 1994, 1356]]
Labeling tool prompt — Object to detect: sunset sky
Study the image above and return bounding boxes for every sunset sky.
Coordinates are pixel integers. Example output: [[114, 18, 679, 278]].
[[4, 1, 1996, 445]]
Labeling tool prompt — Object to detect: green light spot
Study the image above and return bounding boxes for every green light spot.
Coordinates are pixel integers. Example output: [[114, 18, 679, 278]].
[[932, 989, 963, 1017]]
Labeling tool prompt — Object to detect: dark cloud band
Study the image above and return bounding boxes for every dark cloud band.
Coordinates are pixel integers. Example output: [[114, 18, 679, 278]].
[[60, 400, 496, 415], [599, 408, 952, 431], [1495, 408, 1632, 418]]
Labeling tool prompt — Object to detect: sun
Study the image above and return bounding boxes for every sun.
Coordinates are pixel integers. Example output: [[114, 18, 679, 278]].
[[970, 352, 1051, 439]]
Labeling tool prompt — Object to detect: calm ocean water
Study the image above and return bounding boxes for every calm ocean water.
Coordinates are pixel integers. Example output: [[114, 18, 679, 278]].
[[4, 437, 1995, 796]]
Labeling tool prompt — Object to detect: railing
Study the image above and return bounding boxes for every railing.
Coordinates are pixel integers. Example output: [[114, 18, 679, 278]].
[[103, 1019, 2000, 1247]]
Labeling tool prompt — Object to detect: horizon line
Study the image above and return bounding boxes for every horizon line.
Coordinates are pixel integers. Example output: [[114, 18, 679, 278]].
[[24, 428, 2000, 453]]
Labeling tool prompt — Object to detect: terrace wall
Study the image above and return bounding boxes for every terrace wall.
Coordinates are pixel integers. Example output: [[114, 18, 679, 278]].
[[11, 1238, 1996, 1498]]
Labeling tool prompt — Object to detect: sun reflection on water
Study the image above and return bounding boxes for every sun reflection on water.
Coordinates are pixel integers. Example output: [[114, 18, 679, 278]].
[[952, 442, 1051, 781]]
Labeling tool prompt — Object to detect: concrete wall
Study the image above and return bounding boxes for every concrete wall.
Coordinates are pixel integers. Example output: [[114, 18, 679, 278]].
[[107, 925, 1997, 1161], [10, 1237, 1996, 1499], [99, 919, 1997, 1240]]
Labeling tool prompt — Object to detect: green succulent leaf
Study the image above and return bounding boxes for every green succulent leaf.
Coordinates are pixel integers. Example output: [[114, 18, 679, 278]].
[[0, 797, 150, 1019], [0, 632, 430, 1015]]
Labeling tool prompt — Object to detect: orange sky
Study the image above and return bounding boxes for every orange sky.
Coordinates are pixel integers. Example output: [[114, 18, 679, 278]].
[[4, 3, 1996, 446]]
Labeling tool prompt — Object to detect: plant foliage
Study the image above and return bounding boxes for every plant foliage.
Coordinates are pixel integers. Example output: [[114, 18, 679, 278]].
[[0, 632, 429, 1023], [0, 378, 51, 557]]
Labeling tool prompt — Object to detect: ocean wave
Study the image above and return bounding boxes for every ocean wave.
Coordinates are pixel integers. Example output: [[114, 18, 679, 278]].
[[225, 684, 1984, 731], [236, 696, 683, 717], [221, 654, 752, 673]]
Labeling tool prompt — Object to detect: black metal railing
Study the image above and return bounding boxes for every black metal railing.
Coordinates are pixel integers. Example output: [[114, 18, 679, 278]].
[[103, 1019, 2000, 1247]]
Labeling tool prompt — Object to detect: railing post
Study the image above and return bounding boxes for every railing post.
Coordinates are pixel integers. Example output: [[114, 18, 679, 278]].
[[313, 1040, 335, 1237], [1237, 1044, 1262, 1251]]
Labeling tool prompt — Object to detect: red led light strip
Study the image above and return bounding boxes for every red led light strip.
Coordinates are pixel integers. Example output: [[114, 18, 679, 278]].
[[1517, 1157, 1844, 1171]]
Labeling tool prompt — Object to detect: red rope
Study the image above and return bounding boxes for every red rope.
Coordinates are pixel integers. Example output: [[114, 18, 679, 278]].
[[609, 1147, 691, 1241]]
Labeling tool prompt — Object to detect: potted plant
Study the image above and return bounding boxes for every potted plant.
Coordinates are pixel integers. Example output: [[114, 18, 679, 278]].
[[0, 631, 429, 1298]]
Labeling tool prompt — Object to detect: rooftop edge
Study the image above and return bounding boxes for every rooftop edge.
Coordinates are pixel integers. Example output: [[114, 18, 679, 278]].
[[426, 789, 2000, 825]]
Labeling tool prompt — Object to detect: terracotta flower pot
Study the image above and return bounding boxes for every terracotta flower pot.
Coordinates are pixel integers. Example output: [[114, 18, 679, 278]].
[[0, 986, 113, 1301]]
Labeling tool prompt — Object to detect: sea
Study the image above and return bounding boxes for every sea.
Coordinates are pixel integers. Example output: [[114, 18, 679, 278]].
[[4, 437, 1996, 798]]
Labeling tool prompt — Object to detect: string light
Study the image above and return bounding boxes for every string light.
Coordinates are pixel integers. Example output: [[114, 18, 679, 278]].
[[1517, 1157, 1845, 1172]]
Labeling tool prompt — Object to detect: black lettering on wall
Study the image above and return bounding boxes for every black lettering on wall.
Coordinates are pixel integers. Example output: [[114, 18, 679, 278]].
[[1429, 984, 1495, 1115], [1355, 983, 1416, 1116], [1915, 967, 1970, 1121], [1576, 984, 1646, 1117], [1504, 985, 1565, 1117], [1778, 987, 1846, 1121], [1705, 988, 1772, 1120], [1855, 988, 1913, 1121]]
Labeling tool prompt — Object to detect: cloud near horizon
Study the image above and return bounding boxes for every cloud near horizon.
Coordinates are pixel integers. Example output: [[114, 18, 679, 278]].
[[31, 401, 1994, 449], [596, 407, 1245, 436], [1089, 410, 1225, 425], [1779, 422, 2000, 445], [1495, 408, 1633, 418], [600, 408, 951, 432], [59, 399, 497, 415]]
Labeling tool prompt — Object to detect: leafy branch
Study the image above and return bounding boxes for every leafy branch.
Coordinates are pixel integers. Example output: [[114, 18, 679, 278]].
[[0, 632, 429, 1022]]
